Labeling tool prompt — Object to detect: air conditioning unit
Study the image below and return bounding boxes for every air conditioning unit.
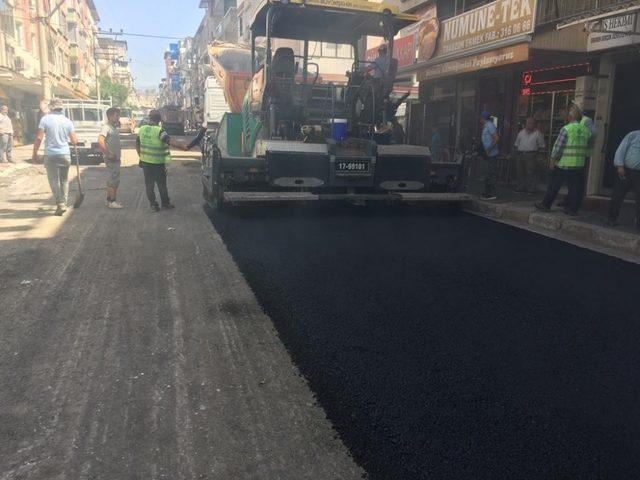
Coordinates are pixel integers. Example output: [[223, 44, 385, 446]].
[[14, 57, 25, 72]]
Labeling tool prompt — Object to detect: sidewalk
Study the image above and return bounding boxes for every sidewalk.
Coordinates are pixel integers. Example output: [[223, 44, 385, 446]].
[[465, 187, 640, 261]]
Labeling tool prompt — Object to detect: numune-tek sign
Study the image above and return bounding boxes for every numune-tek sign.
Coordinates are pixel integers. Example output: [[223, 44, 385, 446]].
[[438, 0, 536, 56]]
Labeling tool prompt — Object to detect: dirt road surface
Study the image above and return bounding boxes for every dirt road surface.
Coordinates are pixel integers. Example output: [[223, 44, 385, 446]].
[[0, 144, 363, 480]]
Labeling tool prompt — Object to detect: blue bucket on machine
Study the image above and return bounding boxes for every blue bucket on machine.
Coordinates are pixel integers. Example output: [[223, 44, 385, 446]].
[[331, 119, 348, 142]]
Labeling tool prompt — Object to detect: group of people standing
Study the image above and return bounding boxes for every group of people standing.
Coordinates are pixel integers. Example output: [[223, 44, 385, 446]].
[[29, 99, 204, 216], [478, 100, 639, 230]]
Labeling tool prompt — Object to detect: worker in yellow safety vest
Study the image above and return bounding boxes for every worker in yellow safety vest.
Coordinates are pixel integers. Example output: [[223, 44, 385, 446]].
[[535, 103, 591, 216], [136, 110, 205, 212]]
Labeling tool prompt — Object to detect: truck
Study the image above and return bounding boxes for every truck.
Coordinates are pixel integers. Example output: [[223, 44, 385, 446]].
[[63, 99, 112, 164], [201, 0, 472, 210], [204, 76, 230, 127], [159, 105, 185, 135]]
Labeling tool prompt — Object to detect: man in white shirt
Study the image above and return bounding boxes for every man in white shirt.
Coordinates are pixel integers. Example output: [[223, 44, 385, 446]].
[[514, 117, 545, 193], [0, 105, 15, 163]]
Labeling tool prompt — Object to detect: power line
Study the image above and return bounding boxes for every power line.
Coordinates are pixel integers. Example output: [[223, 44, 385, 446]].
[[97, 29, 183, 40]]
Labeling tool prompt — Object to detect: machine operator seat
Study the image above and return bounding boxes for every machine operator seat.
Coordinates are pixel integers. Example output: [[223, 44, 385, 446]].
[[270, 47, 296, 105]]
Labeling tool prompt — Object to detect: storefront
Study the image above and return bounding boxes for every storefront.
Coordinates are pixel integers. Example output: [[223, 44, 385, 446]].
[[399, 0, 537, 181], [583, 9, 640, 196]]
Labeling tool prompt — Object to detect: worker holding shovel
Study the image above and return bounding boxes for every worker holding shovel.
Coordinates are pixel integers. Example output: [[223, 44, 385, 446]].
[[32, 98, 78, 216]]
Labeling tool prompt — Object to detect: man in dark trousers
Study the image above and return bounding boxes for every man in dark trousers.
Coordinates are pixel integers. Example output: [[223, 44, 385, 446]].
[[136, 110, 204, 212], [535, 104, 590, 216], [607, 129, 640, 230]]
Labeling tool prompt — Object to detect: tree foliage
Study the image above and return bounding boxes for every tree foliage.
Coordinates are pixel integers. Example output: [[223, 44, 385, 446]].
[[91, 76, 129, 106]]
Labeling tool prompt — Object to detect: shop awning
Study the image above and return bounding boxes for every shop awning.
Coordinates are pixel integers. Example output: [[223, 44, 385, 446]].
[[398, 35, 532, 78], [557, 1, 640, 30]]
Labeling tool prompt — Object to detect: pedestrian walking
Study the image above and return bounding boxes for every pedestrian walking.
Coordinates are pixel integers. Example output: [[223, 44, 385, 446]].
[[480, 111, 500, 200], [514, 117, 545, 193], [136, 110, 205, 212], [98, 107, 124, 209], [32, 99, 78, 216], [606, 129, 640, 230], [535, 103, 590, 216], [0, 105, 15, 163]]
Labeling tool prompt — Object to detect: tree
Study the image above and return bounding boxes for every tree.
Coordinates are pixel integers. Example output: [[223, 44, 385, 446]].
[[91, 76, 129, 106]]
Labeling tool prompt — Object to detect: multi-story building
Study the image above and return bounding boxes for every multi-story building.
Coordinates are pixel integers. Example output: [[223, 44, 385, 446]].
[[97, 37, 134, 91], [0, 0, 100, 142], [68, 0, 100, 97], [393, 0, 639, 199]]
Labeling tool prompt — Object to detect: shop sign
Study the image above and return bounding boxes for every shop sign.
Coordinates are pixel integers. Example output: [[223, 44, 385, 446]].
[[520, 63, 593, 96], [587, 13, 640, 52], [366, 35, 416, 68], [414, 2, 439, 62], [437, 0, 536, 56], [367, 3, 439, 68], [418, 42, 529, 81]]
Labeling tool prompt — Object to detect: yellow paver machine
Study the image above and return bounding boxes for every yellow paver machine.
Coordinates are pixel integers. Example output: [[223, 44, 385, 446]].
[[202, 0, 473, 209]]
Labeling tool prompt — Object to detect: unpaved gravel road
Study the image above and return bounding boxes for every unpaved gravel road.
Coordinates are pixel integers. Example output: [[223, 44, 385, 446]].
[[0, 149, 363, 480], [212, 204, 640, 480]]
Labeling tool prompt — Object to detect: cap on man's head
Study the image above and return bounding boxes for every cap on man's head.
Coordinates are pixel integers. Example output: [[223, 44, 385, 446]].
[[49, 98, 64, 110], [480, 110, 491, 120]]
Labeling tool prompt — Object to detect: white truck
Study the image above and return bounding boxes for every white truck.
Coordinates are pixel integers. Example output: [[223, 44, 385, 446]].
[[204, 76, 230, 129], [63, 99, 112, 164]]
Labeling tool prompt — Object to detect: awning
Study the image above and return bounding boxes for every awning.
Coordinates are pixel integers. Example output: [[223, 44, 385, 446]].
[[557, 1, 640, 30], [398, 35, 532, 77]]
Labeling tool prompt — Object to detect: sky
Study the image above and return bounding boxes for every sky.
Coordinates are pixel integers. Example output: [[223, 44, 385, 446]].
[[94, 0, 204, 90]]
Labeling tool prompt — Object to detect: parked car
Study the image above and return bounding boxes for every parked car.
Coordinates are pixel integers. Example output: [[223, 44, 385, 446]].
[[118, 108, 136, 134]]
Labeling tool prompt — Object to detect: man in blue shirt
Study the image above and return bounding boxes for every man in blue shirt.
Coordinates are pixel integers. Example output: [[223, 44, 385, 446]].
[[480, 111, 500, 200], [32, 98, 78, 216], [365, 44, 390, 80], [607, 129, 640, 230]]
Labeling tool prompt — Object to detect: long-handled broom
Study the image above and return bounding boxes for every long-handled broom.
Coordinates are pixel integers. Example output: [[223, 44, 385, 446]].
[[73, 144, 85, 208]]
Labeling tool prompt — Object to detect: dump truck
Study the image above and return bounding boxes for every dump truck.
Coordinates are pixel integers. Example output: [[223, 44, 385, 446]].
[[159, 105, 185, 135], [202, 0, 472, 209]]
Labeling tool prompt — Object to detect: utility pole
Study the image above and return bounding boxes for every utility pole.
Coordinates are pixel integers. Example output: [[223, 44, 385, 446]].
[[94, 45, 101, 104], [36, 0, 52, 100]]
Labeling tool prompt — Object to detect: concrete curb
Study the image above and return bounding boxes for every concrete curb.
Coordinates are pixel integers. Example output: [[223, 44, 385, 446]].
[[464, 199, 640, 257]]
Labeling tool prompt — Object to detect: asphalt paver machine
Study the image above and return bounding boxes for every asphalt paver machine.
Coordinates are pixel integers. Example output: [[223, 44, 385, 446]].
[[202, 0, 472, 209]]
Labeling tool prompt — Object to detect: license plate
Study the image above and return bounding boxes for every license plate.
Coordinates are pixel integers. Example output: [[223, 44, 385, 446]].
[[335, 160, 369, 173]]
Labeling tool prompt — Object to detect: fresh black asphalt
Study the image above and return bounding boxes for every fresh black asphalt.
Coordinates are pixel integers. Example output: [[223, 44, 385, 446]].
[[211, 204, 640, 480]]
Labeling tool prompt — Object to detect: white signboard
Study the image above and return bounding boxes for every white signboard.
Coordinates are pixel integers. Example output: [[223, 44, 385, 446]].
[[588, 13, 640, 52]]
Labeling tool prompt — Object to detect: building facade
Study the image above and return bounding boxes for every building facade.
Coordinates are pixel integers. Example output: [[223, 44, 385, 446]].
[[394, 0, 639, 198], [97, 37, 134, 92], [0, 0, 100, 143]]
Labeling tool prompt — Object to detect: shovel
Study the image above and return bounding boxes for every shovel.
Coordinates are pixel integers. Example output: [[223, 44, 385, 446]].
[[73, 144, 85, 208]]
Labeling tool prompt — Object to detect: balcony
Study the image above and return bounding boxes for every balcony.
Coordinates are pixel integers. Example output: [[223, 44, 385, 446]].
[[537, 0, 636, 25]]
